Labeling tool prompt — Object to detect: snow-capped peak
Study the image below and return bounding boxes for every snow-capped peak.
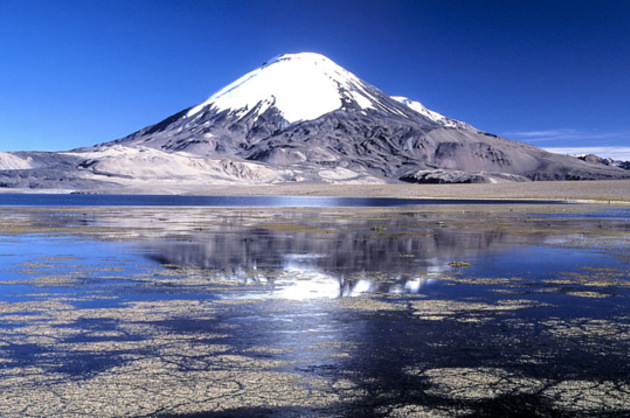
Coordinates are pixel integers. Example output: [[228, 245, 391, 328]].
[[186, 52, 378, 123], [185, 52, 478, 131], [391, 96, 475, 131]]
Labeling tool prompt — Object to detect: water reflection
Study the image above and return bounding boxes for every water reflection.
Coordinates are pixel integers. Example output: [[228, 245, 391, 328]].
[[8, 207, 585, 300], [214, 259, 437, 300], [134, 212, 526, 299]]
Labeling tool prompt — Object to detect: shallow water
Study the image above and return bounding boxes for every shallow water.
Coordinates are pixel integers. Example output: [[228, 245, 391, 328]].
[[0, 193, 566, 207], [0, 205, 629, 417]]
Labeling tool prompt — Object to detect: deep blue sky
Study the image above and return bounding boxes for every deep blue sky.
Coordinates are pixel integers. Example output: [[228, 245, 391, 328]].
[[1, 0, 629, 158]]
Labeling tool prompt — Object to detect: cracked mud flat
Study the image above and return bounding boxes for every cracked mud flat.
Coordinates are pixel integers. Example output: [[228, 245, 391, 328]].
[[0, 204, 629, 417]]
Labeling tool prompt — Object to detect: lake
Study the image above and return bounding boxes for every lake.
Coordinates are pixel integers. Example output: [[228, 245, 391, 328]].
[[0, 193, 566, 207], [0, 197, 628, 417]]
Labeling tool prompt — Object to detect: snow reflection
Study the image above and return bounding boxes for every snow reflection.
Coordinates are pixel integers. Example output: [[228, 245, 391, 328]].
[[205, 253, 441, 300]]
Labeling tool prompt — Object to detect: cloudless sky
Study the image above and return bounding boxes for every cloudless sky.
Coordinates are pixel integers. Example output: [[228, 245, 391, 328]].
[[1, 0, 629, 158]]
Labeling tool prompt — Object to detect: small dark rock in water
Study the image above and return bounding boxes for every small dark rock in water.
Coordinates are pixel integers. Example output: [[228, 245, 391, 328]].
[[449, 261, 471, 267]]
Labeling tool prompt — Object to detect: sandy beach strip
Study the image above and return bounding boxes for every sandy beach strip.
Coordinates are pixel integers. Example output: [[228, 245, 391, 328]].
[[181, 180, 630, 203]]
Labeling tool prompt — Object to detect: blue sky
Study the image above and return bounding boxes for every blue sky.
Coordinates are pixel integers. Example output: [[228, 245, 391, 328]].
[[1, 0, 629, 159]]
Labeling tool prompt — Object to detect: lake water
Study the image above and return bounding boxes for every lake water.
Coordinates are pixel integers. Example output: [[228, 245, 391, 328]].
[[0, 193, 566, 207], [0, 200, 628, 417]]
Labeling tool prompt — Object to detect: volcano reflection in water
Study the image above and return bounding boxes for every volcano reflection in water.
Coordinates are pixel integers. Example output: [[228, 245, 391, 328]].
[[137, 210, 524, 300]]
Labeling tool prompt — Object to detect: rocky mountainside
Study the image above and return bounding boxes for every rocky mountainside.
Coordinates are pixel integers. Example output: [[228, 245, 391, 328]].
[[1, 52, 629, 192], [577, 154, 630, 170]]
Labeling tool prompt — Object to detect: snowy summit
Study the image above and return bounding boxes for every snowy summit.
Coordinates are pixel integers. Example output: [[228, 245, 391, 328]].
[[184, 52, 473, 131], [186, 52, 380, 123]]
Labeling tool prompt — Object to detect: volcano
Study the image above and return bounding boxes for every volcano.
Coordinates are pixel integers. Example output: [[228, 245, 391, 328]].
[[1, 52, 628, 191]]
